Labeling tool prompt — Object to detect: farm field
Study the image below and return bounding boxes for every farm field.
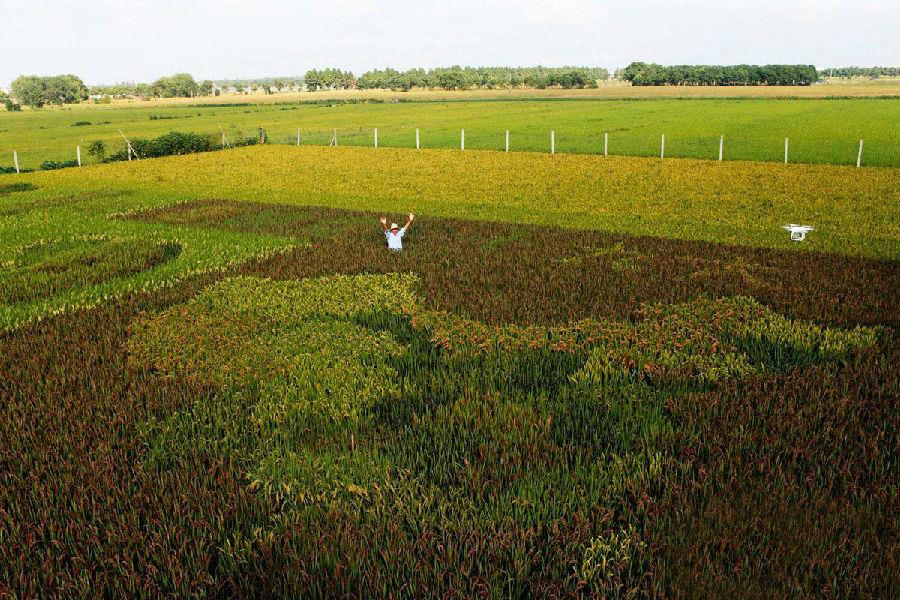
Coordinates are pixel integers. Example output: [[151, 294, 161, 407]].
[[2, 96, 900, 170], [13, 78, 900, 110], [3, 146, 897, 273], [0, 146, 898, 596]]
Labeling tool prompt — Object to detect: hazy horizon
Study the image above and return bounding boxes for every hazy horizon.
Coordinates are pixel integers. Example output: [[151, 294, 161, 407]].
[[2, 0, 898, 89]]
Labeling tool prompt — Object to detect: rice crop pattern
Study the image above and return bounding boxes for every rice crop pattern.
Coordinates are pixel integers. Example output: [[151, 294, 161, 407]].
[[18, 146, 900, 260], [1, 199, 896, 598], [0, 187, 296, 332]]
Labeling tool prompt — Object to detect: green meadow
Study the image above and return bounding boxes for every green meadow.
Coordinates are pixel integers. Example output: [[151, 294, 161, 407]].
[[2, 97, 899, 169]]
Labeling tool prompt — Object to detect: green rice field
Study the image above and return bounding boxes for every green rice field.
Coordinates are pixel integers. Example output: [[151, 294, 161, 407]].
[[2, 96, 900, 169]]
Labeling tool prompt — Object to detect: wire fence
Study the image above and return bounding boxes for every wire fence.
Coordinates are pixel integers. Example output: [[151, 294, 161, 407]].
[[264, 126, 877, 167], [2, 125, 889, 173]]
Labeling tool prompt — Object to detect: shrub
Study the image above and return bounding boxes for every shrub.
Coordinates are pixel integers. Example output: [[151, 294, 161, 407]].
[[87, 140, 105, 160], [103, 131, 256, 163], [39, 159, 79, 170]]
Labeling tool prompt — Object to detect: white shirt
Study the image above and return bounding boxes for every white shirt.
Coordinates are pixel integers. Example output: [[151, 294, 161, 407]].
[[385, 228, 406, 250]]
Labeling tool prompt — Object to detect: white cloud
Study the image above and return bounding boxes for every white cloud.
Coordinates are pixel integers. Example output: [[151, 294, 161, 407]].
[[0, 0, 897, 87]]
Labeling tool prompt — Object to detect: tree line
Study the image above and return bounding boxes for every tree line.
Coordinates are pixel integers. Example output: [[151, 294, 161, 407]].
[[11, 62, 870, 109], [819, 66, 900, 79], [305, 66, 610, 91], [4, 67, 610, 105], [618, 63, 818, 86], [5, 74, 218, 108], [215, 78, 302, 94], [89, 74, 215, 101]]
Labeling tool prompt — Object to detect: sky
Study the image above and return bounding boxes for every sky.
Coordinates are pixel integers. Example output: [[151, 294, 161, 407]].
[[1, 0, 898, 88]]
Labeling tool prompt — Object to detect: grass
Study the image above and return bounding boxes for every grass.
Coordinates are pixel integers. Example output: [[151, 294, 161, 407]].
[[2, 95, 900, 169], [0, 197, 895, 597]]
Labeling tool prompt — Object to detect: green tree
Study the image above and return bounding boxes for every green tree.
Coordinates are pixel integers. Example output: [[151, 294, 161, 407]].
[[0, 90, 20, 111], [45, 75, 89, 103], [135, 83, 154, 97], [10, 76, 47, 108], [303, 69, 321, 91], [152, 74, 199, 98], [10, 74, 87, 108], [620, 62, 817, 86]]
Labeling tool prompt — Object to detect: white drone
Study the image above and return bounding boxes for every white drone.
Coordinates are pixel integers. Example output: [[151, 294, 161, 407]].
[[783, 224, 815, 241]]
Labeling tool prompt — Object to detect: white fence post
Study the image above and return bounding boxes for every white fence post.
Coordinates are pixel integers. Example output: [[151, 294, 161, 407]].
[[461, 129, 465, 150], [604, 132, 608, 157], [660, 134, 665, 159], [76, 145, 81, 167], [374, 127, 378, 148], [296, 127, 300, 146], [13, 151, 19, 174], [118, 129, 138, 161], [551, 130, 555, 154], [719, 135, 724, 161], [784, 137, 789, 164], [416, 128, 420, 149], [333, 128, 338, 147], [222, 130, 227, 147], [857, 139, 863, 168], [505, 129, 509, 152]]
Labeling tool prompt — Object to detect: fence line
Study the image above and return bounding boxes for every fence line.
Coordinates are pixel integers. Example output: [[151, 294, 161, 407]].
[[273, 128, 870, 167], [2, 128, 879, 173]]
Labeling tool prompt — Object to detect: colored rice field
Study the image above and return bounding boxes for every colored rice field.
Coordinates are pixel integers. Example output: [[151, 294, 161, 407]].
[[0, 149, 897, 597]]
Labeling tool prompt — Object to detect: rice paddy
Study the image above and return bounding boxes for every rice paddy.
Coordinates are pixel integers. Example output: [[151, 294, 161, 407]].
[[0, 145, 897, 597]]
